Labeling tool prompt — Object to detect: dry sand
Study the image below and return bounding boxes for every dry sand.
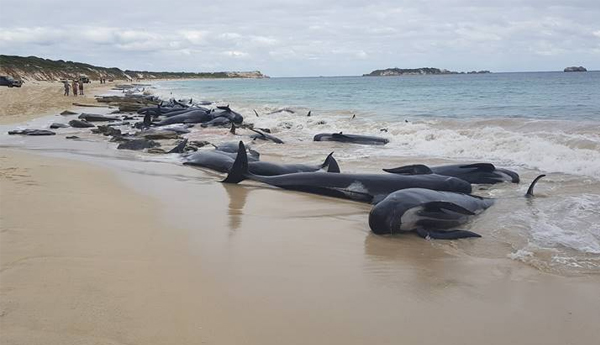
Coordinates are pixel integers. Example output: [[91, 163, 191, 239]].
[[1, 85, 599, 344], [0, 81, 113, 125]]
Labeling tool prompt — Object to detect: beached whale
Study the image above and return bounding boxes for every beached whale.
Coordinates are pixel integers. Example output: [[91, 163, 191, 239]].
[[154, 109, 213, 126], [314, 132, 389, 145], [137, 105, 186, 116], [185, 149, 339, 175], [383, 163, 520, 184], [160, 106, 211, 118], [369, 189, 493, 238], [369, 175, 545, 239], [214, 142, 260, 160], [210, 105, 244, 124], [223, 142, 471, 203], [250, 128, 284, 144], [201, 117, 231, 128]]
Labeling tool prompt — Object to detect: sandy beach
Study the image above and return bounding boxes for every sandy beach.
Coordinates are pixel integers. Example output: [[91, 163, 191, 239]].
[[1, 83, 600, 344], [0, 81, 113, 125]]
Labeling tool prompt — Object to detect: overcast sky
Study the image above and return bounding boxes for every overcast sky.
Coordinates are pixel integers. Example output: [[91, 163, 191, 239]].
[[1, 0, 599, 76]]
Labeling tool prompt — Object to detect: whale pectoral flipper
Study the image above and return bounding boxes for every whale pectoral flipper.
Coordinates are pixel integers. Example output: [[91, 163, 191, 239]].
[[382, 164, 433, 175], [416, 228, 482, 240], [422, 201, 476, 215], [459, 163, 496, 171]]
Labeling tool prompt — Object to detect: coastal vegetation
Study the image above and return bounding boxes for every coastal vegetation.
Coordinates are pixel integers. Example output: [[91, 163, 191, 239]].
[[0, 55, 268, 81]]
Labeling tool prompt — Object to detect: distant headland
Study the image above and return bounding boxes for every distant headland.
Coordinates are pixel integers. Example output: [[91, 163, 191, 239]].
[[0, 55, 269, 81], [564, 66, 587, 72], [363, 67, 491, 77]]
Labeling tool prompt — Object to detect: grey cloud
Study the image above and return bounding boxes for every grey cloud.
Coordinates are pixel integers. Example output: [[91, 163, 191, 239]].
[[1, 0, 599, 76]]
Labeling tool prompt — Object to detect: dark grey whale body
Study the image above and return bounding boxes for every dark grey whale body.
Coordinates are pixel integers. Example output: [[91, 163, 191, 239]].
[[369, 175, 545, 239], [210, 106, 244, 124], [250, 128, 284, 144], [369, 189, 493, 239], [185, 150, 340, 176], [184, 151, 235, 172], [314, 132, 389, 145], [223, 142, 471, 203], [154, 109, 213, 126], [201, 117, 231, 127], [384, 163, 520, 184]]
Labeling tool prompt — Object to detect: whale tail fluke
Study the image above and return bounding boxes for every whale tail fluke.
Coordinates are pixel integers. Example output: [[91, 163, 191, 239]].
[[321, 152, 340, 173], [526, 174, 546, 197], [223, 141, 249, 184]]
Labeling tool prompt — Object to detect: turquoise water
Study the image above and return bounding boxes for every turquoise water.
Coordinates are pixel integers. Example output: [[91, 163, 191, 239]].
[[155, 72, 600, 121]]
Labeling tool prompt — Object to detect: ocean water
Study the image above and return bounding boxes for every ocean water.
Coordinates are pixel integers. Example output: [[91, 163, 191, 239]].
[[152, 72, 600, 274]]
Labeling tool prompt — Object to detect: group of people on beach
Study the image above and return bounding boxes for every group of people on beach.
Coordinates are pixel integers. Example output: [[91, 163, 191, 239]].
[[63, 80, 84, 96]]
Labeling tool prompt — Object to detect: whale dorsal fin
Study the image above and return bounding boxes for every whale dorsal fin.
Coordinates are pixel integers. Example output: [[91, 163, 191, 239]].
[[383, 164, 433, 175], [459, 163, 496, 172], [321, 152, 340, 173]]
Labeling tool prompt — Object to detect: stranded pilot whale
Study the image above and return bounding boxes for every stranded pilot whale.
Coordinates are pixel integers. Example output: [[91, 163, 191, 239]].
[[369, 175, 545, 239], [383, 163, 520, 184], [314, 132, 389, 145], [185, 149, 340, 175], [223, 142, 471, 203]]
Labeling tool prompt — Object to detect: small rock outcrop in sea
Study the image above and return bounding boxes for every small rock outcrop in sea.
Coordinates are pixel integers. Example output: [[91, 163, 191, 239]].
[[564, 66, 587, 72]]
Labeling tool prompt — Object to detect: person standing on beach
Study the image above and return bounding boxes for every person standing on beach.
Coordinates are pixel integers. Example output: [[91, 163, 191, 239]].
[[73, 80, 78, 96], [79, 81, 84, 95], [63, 81, 70, 96]]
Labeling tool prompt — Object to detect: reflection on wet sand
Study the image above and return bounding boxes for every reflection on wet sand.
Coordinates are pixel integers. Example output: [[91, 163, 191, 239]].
[[222, 183, 251, 231]]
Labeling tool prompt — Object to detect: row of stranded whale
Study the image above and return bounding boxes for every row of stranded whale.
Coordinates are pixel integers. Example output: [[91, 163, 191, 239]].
[[8, 96, 545, 240]]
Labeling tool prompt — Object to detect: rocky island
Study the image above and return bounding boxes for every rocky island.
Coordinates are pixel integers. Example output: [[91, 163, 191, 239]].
[[363, 67, 490, 76], [564, 66, 587, 72]]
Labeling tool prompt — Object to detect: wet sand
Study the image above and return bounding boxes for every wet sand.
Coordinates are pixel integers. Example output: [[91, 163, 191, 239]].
[[1, 92, 600, 344]]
